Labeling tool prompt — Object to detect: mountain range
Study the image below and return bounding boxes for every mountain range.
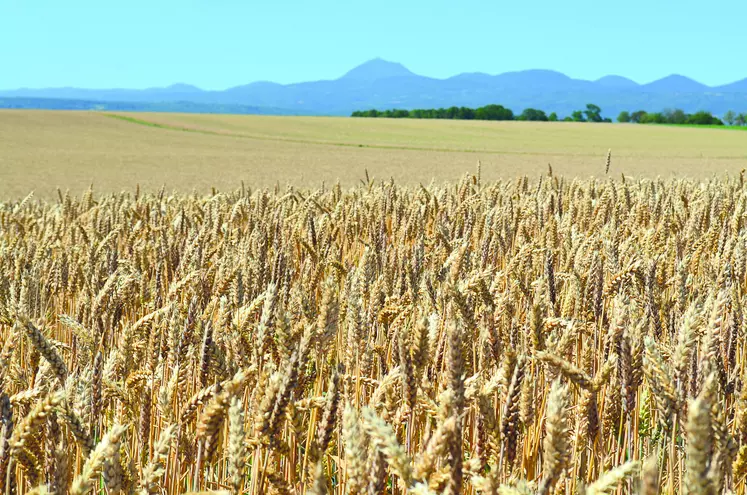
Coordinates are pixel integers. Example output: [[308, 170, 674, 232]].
[[3, 58, 747, 117]]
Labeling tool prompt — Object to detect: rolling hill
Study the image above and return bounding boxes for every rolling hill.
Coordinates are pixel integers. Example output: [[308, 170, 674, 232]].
[[2, 58, 746, 117]]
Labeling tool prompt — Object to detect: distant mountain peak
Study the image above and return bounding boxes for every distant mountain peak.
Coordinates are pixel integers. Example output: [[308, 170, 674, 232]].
[[339, 58, 415, 81], [165, 83, 202, 92], [659, 74, 696, 80], [643, 74, 707, 92], [145, 83, 203, 94], [594, 75, 639, 88], [506, 69, 569, 77], [656, 74, 702, 84]]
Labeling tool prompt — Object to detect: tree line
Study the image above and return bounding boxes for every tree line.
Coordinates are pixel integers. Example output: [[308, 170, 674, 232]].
[[351, 103, 610, 122], [353, 104, 747, 127], [617, 109, 747, 126]]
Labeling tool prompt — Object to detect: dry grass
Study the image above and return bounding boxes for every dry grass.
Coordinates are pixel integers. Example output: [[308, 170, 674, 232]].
[[3, 166, 747, 494], [1, 110, 747, 199]]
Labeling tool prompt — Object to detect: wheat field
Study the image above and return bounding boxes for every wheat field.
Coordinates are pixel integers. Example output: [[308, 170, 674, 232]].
[[2, 166, 747, 494], [2, 110, 747, 199]]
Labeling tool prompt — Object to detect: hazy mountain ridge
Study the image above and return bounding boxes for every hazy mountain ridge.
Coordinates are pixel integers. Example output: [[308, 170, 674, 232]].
[[2, 58, 747, 117], [0, 97, 311, 115]]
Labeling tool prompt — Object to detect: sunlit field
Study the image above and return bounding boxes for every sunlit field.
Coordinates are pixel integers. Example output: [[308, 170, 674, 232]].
[[1, 109, 746, 198], [3, 170, 747, 494]]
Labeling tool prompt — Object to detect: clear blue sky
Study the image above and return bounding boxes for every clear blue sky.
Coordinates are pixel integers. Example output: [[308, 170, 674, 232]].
[[1, 0, 744, 90]]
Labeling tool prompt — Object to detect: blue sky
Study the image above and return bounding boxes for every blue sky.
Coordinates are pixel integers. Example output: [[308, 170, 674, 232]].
[[1, 0, 744, 90]]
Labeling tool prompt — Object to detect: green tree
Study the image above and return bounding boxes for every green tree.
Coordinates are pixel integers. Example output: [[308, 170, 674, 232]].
[[571, 110, 586, 122], [641, 112, 666, 124], [617, 111, 631, 123], [445, 107, 459, 119], [686, 111, 722, 125], [548, 112, 558, 122], [458, 107, 475, 119], [671, 109, 687, 124], [584, 104, 603, 122], [660, 108, 687, 124], [724, 110, 737, 125], [475, 104, 514, 121], [518, 108, 549, 121], [736, 113, 747, 126], [630, 110, 648, 123]]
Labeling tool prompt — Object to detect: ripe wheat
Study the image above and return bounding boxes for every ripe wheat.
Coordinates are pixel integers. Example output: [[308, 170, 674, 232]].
[[1, 169, 747, 494]]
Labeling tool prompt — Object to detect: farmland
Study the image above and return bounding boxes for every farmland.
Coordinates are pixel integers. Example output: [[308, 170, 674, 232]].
[[3, 109, 747, 494], [1, 110, 747, 198], [3, 170, 747, 494]]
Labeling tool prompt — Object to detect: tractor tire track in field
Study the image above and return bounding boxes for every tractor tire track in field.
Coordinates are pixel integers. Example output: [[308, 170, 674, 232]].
[[101, 112, 623, 158]]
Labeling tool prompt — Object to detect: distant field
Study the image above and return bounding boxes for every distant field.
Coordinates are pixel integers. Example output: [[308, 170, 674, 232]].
[[1, 109, 746, 198]]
